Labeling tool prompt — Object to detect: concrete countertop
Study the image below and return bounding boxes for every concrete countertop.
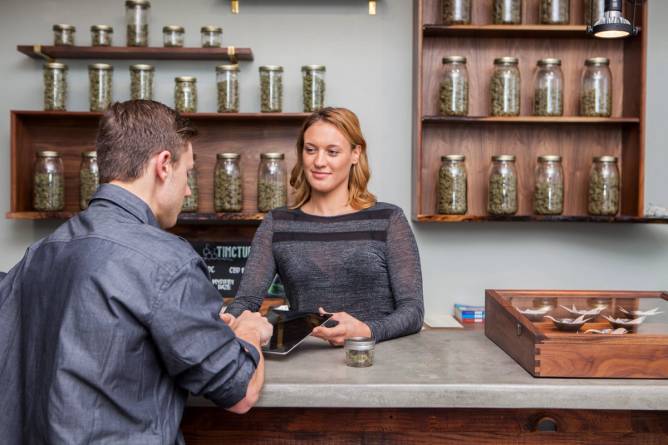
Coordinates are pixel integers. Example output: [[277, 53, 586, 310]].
[[189, 328, 668, 410]]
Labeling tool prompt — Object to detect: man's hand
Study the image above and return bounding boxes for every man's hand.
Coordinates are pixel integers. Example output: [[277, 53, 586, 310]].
[[311, 307, 372, 347], [221, 310, 273, 347]]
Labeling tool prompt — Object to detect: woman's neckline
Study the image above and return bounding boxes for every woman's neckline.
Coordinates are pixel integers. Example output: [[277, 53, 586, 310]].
[[295, 203, 377, 219]]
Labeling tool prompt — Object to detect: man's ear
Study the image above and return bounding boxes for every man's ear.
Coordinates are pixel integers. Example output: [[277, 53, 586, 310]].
[[154, 150, 173, 182]]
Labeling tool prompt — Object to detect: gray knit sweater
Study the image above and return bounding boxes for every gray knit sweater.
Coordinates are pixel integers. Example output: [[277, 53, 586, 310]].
[[225, 203, 424, 342]]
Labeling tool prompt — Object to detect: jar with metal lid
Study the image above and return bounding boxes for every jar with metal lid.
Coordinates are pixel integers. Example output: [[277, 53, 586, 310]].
[[258, 153, 287, 211], [163, 25, 184, 48], [438, 155, 467, 215], [215, 153, 243, 212], [174, 76, 197, 113], [580, 57, 612, 117], [216, 64, 239, 113], [585, 0, 606, 26], [33, 151, 64, 211], [80, 151, 99, 210], [534, 58, 563, 116], [588, 156, 619, 216], [259, 66, 284, 113], [491, 57, 521, 116], [91, 25, 113, 47], [201, 26, 223, 48], [488, 155, 518, 215], [130, 64, 154, 100], [533, 155, 563, 215], [302, 65, 326, 112], [439, 56, 469, 116], [442, 0, 471, 25], [344, 337, 375, 368], [493, 0, 522, 24], [53, 24, 75, 46], [181, 154, 199, 212], [43, 62, 68, 111], [540, 0, 570, 24], [126, 0, 150, 47], [88, 63, 113, 112]]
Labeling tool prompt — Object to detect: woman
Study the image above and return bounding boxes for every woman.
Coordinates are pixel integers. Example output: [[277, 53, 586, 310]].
[[225, 107, 423, 345]]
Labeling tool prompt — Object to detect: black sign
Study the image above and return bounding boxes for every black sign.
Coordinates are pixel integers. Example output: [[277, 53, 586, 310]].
[[189, 241, 251, 298]]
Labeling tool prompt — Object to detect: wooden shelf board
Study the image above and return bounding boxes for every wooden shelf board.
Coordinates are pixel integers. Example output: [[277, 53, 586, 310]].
[[416, 214, 668, 224], [422, 116, 640, 125], [12, 110, 310, 121], [17, 45, 254, 61], [424, 24, 589, 38], [6, 211, 266, 224]]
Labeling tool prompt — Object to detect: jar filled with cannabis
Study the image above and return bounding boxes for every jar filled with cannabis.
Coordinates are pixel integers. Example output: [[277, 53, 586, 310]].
[[259, 65, 284, 113], [258, 153, 287, 212], [442, 0, 471, 25], [163, 25, 184, 48], [53, 24, 76, 46], [91, 25, 113, 47], [440, 56, 469, 116], [201, 26, 223, 48], [584, 0, 606, 26], [438, 155, 467, 215], [89, 63, 113, 112], [181, 154, 199, 212], [302, 65, 326, 112], [488, 155, 518, 215], [540, 0, 570, 24], [174, 76, 197, 113], [534, 58, 563, 116], [344, 337, 375, 368], [580, 57, 612, 117], [216, 64, 239, 113], [126, 0, 150, 47], [214, 153, 243, 212], [130, 64, 154, 100], [491, 57, 521, 116], [533, 155, 563, 215], [493, 0, 522, 24], [80, 151, 99, 210], [33, 151, 64, 211], [588, 156, 619, 216], [43, 62, 68, 111]]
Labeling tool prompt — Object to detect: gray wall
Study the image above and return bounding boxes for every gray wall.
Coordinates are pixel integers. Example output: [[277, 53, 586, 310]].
[[0, 0, 666, 315]]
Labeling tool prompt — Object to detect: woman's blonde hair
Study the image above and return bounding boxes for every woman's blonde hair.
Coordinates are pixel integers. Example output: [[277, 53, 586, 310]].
[[290, 107, 376, 210]]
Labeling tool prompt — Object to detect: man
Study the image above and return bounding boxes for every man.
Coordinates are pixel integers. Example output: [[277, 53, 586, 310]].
[[0, 100, 273, 444]]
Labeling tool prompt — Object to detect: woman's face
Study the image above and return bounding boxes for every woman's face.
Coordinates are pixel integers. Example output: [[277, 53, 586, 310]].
[[302, 121, 360, 196]]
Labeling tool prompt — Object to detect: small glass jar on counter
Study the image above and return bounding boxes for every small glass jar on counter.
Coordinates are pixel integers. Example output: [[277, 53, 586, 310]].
[[534, 58, 563, 116], [130, 64, 154, 100], [493, 0, 522, 25], [80, 151, 99, 210], [174, 76, 197, 113], [91, 25, 113, 47], [163, 25, 184, 48], [53, 24, 76, 46], [344, 337, 375, 368], [588, 156, 619, 216], [585, 0, 606, 26], [580, 57, 612, 117], [540, 0, 570, 24], [439, 56, 469, 116], [43, 62, 68, 111], [216, 64, 240, 113], [487, 155, 518, 215], [302, 65, 326, 112], [126, 0, 150, 47], [259, 66, 284, 113], [33, 151, 64, 211], [201, 26, 223, 48], [437, 155, 467, 215], [258, 153, 287, 212], [181, 154, 199, 212], [442, 0, 471, 25], [214, 153, 243, 212], [491, 57, 521, 117], [533, 155, 563, 215], [88, 63, 113, 112]]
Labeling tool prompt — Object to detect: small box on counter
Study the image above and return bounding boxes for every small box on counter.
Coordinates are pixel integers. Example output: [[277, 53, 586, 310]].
[[454, 304, 485, 324]]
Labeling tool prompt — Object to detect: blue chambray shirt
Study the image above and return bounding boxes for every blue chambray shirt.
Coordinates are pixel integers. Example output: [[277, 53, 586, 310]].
[[0, 184, 260, 445]]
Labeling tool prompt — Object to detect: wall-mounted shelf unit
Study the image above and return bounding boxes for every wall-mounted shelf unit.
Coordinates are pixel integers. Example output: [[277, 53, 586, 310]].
[[17, 45, 253, 62]]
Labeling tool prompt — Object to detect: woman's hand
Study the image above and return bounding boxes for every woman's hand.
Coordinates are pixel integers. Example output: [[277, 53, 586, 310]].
[[311, 307, 372, 347]]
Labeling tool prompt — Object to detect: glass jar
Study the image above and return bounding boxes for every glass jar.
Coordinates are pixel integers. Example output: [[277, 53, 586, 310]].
[[493, 0, 522, 24], [442, 0, 471, 25], [488, 155, 518, 215], [540, 0, 570, 24], [216, 64, 240, 113], [533, 155, 564, 215], [80, 151, 99, 210], [43, 62, 68, 111], [33, 151, 64, 211], [163, 25, 184, 48], [588, 156, 620, 216], [438, 155, 467, 215], [439, 56, 469, 116], [181, 154, 199, 212], [344, 337, 375, 368], [91, 25, 113, 47], [302, 65, 326, 112], [130, 64, 154, 100], [491, 57, 521, 117], [174, 76, 197, 113], [126, 0, 150, 47], [53, 24, 75, 46], [580, 57, 612, 117], [259, 66, 284, 113], [88, 63, 113, 112], [585, 0, 606, 26], [201, 26, 223, 48], [214, 153, 243, 212], [534, 58, 563, 116], [258, 153, 287, 212]]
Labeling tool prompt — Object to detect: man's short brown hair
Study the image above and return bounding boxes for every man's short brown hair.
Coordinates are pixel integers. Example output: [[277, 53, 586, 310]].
[[96, 100, 197, 183]]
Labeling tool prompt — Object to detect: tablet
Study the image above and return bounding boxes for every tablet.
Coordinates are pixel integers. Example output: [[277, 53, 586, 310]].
[[262, 309, 335, 356]]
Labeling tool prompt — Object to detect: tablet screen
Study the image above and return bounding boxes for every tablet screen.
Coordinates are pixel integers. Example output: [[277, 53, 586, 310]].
[[262, 310, 334, 355]]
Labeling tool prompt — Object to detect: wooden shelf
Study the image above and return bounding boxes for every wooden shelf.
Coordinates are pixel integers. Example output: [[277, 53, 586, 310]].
[[422, 116, 640, 125], [17, 45, 253, 61], [424, 24, 589, 38], [6, 211, 266, 224], [12, 110, 310, 120], [416, 214, 668, 224]]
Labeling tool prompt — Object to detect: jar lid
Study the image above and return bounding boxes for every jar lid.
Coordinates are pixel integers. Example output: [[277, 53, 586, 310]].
[[53, 24, 75, 31], [593, 155, 617, 162], [37, 150, 61, 157], [302, 64, 326, 71], [91, 25, 113, 32], [259, 65, 284, 72], [344, 337, 375, 351], [538, 155, 562, 162], [175, 76, 197, 82], [44, 62, 68, 70], [163, 25, 185, 32], [492, 155, 516, 162], [261, 152, 285, 159], [130, 64, 154, 71], [217, 153, 240, 159], [201, 25, 223, 33], [216, 64, 239, 72], [442, 56, 466, 64], [81, 151, 97, 158], [442, 154, 465, 161], [125, 0, 151, 7], [537, 58, 561, 66], [585, 57, 610, 66], [494, 57, 519, 65], [89, 63, 113, 70]]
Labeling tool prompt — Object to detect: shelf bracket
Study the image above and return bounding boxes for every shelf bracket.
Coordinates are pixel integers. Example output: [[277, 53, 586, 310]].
[[231, 0, 239, 14], [227, 46, 237, 64], [369, 0, 376, 15], [32, 45, 54, 62]]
